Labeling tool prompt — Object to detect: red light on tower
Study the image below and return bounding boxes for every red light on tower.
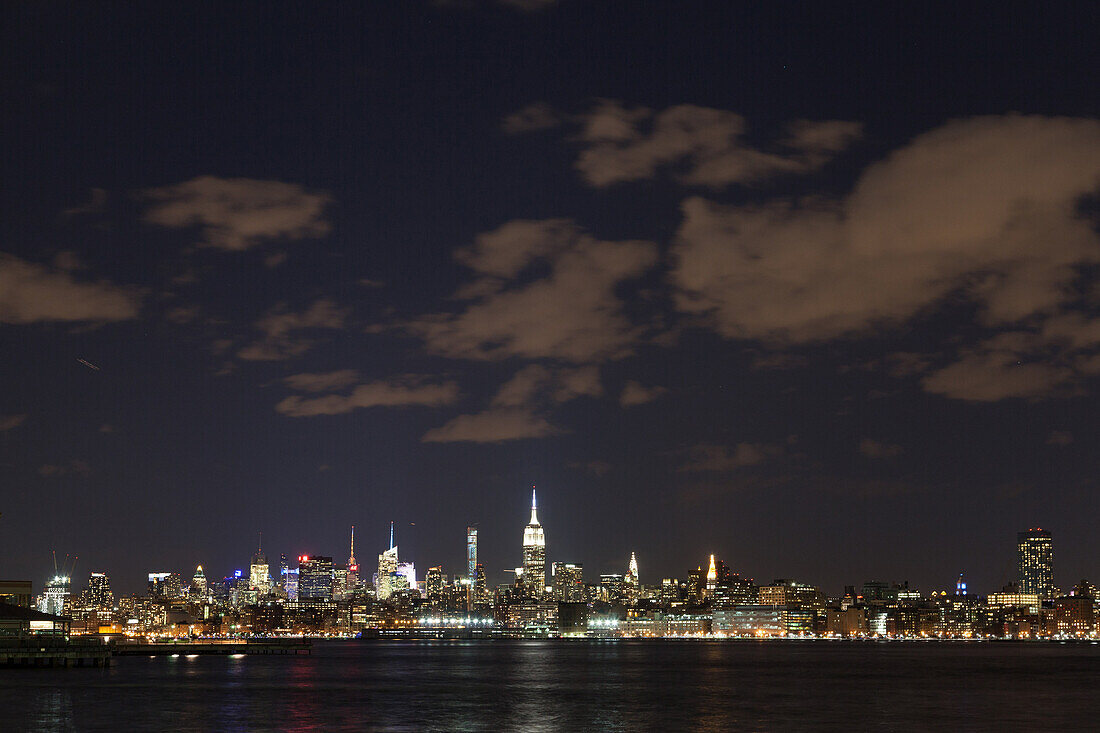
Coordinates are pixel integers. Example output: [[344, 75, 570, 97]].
[[300, 555, 309, 563]]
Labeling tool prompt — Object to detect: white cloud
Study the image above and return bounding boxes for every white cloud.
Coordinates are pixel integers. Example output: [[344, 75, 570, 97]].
[[678, 442, 781, 472], [859, 438, 904, 458], [142, 176, 331, 251], [407, 219, 657, 363], [619, 380, 667, 406], [0, 253, 140, 324], [0, 414, 27, 431], [276, 376, 459, 417], [507, 100, 861, 187], [238, 299, 348, 361], [422, 406, 559, 443], [671, 114, 1100, 400], [283, 369, 361, 393]]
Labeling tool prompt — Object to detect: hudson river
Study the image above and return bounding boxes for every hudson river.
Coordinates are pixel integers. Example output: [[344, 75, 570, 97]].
[[3, 640, 1098, 731]]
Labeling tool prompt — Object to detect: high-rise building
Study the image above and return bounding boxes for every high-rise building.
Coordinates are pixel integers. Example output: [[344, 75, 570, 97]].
[[148, 572, 183, 599], [467, 526, 478, 582], [426, 566, 446, 604], [624, 552, 639, 604], [190, 566, 207, 600], [705, 555, 718, 598], [86, 572, 113, 609], [250, 537, 271, 595], [522, 488, 546, 599], [376, 522, 400, 600], [347, 526, 359, 593], [38, 575, 71, 616], [1017, 528, 1055, 599], [553, 562, 585, 603], [278, 554, 290, 590], [298, 556, 334, 600]]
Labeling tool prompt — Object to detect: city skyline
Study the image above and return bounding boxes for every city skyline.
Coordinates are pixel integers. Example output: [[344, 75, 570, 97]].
[[3, 4, 1100, 597]]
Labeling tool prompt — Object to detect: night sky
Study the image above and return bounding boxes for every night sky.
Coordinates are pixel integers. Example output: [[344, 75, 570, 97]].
[[3, 2, 1099, 596]]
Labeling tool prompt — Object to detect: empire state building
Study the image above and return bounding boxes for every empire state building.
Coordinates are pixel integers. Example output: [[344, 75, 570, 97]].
[[522, 487, 546, 598]]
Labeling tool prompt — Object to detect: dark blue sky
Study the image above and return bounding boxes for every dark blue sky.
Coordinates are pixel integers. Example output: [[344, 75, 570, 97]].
[[2, 1, 1099, 595]]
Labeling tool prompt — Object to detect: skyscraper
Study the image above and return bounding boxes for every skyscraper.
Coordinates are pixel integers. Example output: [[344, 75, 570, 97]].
[[705, 555, 718, 598], [250, 536, 270, 595], [347, 525, 359, 593], [1017, 528, 1055, 599], [467, 526, 478, 582], [624, 552, 639, 604], [553, 562, 585, 602], [38, 575, 70, 616], [522, 487, 546, 599], [298, 556, 334, 600], [190, 566, 207, 601], [86, 572, 113, 609], [376, 522, 400, 600]]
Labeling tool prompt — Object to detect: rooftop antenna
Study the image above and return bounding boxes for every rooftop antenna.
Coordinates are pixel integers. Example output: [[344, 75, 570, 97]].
[[258, 530, 262, 553], [389, 520, 395, 551]]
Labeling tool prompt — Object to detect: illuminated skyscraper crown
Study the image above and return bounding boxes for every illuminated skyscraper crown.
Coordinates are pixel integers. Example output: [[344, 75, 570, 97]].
[[523, 487, 545, 548]]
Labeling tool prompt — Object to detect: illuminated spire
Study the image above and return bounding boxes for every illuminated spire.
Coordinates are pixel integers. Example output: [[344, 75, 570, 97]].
[[389, 521, 395, 551], [628, 551, 639, 580], [349, 525, 357, 566], [706, 554, 717, 594], [529, 485, 539, 526]]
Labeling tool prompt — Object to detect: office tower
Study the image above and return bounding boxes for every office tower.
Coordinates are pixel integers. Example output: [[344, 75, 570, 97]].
[[250, 537, 271, 595], [285, 567, 299, 601], [687, 568, 704, 604], [955, 573, 967, 596], [333, 564, 349, 599], [376, 522, 400, 600], [705, 555, 718, 598], [148, 572, 183, 599], [190, 566, 207, 599], [553, 562, 585, 603], [347, 526, 359, 593], [298, 555, 334, 600], [426, 566, 445, 603], [467, 527, 478, 582], [1017, 528, 1055, 599], [599, 573, 625, 603], [86, 572, 113, 609], [38, 574, 71, 616], [278, 554, 290, 590], [624, 552, 639, 604], [474, 563, 487, 605], [522, 487, 546, 599]]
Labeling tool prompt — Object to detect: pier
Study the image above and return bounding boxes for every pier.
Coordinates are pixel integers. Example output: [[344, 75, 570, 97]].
[[112, 638, 311, 656], [0, 637, 112, 667]]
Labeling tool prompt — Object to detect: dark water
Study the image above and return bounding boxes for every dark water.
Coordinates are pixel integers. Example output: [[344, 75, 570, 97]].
[[2, 640, 1098, 732]]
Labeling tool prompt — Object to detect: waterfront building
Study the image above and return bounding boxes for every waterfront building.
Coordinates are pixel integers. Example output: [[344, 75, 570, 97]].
[[298, 555, 334, 600], [713, 605, 785, 636], [825, 608, 869, 637], [1017, 528, 1055, 599], [553, 562, 585, 603], [521, 488, 546, 599]]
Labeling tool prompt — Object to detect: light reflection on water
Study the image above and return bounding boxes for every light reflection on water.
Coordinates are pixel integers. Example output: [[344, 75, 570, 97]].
[[1, 641, 1098, 732]]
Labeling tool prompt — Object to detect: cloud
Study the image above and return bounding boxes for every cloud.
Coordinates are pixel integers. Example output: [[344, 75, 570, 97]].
[[671, 114, 1100, 400], [859, 438, 904, 458], [0, 252, 140, 324], [619, 380, 667, 406], [63, 188, 108, 217], [407, 219, 657, 362], [569, 459, 612, 477], [678, 442, 781, 472], [165, 305, 200, 324], [276, 376, 459, 417], [920, 333, 1076, 401], [508, 100, 860, 187], [283, 369, 361, 392], [502, 102, 562, 134], [238, 299, 348, 361], [421, 364, 598, 443], [38, 460, 91, 478], [142, 176, 331, 251], [0, 414, 27, 431], [1047, 430, 1074, 446], [422, 406, 559, 443]]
